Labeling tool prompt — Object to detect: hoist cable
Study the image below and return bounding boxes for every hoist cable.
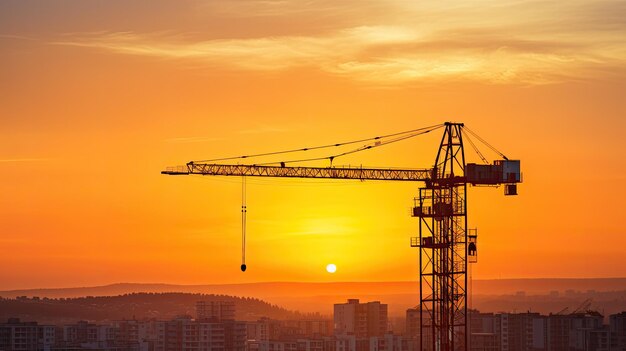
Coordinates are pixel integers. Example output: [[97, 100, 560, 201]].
[[240, 176, 247, 272]]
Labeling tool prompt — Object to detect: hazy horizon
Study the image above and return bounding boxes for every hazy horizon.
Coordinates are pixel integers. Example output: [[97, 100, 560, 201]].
[[4, 276, 626, 292], [4, 279, 626, 320]]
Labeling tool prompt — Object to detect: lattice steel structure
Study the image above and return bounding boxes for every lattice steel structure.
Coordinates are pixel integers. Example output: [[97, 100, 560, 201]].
[[412, 123, 468, 351], [163, 163, 432, 181]]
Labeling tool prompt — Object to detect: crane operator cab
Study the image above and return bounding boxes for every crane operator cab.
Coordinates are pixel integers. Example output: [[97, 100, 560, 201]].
[[465, 160, 521, 195]]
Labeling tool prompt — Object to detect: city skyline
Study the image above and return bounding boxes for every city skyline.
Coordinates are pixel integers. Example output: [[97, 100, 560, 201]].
[[2, 0, 626, 290], [2, 294, 626, 351]]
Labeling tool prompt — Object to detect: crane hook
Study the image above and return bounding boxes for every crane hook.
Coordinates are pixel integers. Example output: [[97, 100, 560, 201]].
[[241, 176, 247, 272]]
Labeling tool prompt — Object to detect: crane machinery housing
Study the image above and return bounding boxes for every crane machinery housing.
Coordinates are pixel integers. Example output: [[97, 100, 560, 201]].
[[162, 122, 522, 351]]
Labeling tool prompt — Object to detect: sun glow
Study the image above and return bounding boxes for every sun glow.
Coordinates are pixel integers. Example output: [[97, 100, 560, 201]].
[[326, 263, 337, 273]]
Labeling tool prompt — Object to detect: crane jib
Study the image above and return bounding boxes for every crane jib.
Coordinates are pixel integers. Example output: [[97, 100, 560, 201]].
[[161, 162, 521, 186], [162, 163, 433, 181]]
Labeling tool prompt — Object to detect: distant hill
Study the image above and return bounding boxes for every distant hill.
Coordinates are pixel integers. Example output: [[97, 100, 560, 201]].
[[1, 279, 625, 318], [3, 278, 626, 299], [0, 292, 310, 324]]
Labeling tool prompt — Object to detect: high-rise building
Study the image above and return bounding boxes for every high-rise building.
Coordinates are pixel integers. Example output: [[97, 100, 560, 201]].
[[114, 319, 160, 350], [469, 312, 546, 351], [564, 312, 609, 351], [60, 320, 118, 349], [154, 316, 226, 351], [469, 311, 499, 351], [148, 315, 247, 351], [0, 318, 55, 351], [248, 317, 283, 342], [480, 311, 609, 351], [405, 309, 421, 339], [405, 307, 432, 351], [334, 299, 388, 338], [282, 320, 333, 338], [547, 312, 609, 351], [196, 301, 236, 321], [504, 312, 546, 351], [611, 312, 626, 351], [223, 320, 247, 351], [471, 333, 498, 351]]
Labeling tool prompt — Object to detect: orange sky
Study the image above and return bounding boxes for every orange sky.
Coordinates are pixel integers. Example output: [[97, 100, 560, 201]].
[[1, 1, 625, 290]]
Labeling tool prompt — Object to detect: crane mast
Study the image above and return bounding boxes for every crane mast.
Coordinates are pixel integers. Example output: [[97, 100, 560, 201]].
[[161, 122, 521, 351], [415, 123, 468, 351]]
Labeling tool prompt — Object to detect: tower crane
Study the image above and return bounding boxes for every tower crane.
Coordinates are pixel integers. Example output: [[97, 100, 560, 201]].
[[162, 122, 522, 351]]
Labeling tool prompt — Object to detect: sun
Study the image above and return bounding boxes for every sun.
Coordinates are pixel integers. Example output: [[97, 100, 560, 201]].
[[326, 263, 337, 273]]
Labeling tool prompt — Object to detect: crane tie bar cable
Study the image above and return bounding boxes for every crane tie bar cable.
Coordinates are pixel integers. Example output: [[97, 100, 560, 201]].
[[192, 123, 444, 163], [462, 130, 489, 165], [464, 126, 509, 160], [253, 124, 444, 166]]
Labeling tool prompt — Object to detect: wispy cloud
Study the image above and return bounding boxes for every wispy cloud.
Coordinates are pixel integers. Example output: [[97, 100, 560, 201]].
[[51, 0, 626, 85], [0, 158, 50, 163], [53, 26, 412, 70], [0, 34, 36, 41]]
